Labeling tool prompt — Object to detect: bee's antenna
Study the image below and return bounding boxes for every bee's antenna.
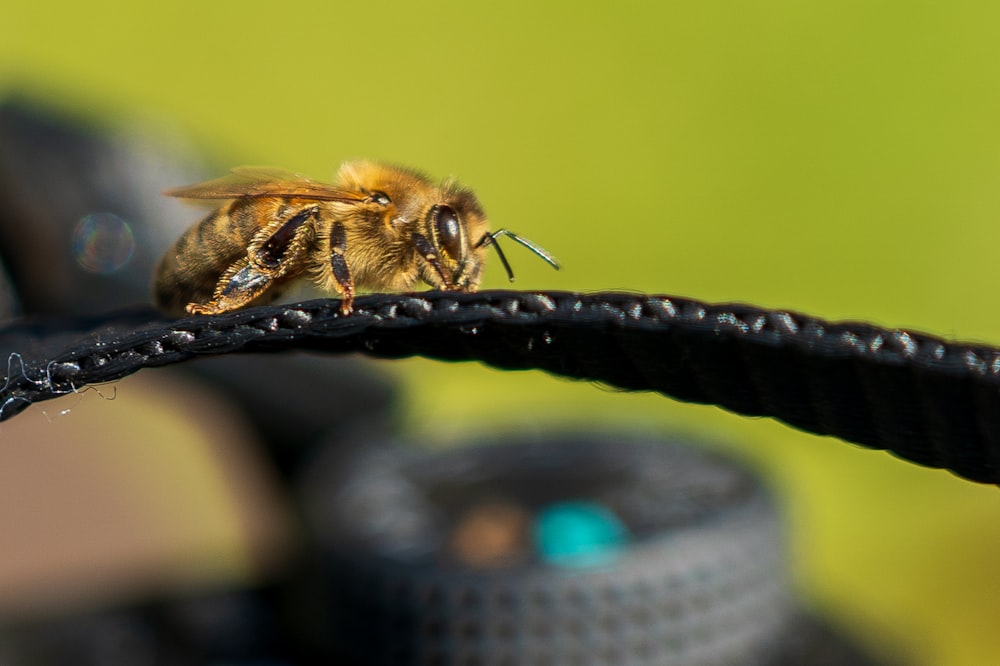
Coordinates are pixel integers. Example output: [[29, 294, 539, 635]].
[[477, 229, 560, 282], [479, 232, 515, 281]]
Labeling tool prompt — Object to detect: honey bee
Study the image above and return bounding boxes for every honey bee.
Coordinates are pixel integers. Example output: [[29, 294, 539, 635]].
[[154, 161, 559, 316]]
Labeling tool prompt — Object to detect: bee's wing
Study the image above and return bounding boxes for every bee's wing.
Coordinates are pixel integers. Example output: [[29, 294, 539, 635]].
[[164, 167, 367, 202]]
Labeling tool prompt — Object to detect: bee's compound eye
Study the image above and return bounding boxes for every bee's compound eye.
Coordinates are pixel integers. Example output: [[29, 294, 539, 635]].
[[371, 191, 391, 206], [434, 204, 464, 261]]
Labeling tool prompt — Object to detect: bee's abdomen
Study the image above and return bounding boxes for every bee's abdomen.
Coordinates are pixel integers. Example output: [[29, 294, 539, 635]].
[[154, 202, 260, 315]]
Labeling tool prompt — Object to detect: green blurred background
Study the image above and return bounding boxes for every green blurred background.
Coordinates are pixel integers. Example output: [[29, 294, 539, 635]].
[[5, 1, 1000, 663]]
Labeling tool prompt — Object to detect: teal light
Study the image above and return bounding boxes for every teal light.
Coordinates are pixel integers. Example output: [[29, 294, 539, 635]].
[[534, 501, 629, 569]]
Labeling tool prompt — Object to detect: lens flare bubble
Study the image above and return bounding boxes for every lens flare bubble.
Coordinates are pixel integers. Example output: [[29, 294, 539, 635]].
[[72, 213, 136, 275]]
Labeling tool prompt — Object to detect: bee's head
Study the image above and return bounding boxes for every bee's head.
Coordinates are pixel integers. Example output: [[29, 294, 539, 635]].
[[337, 161, 557, 293], [417, 185, 489, 291]]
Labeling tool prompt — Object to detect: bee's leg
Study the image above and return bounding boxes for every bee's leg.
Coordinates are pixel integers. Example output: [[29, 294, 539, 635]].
[[410, 232, 454, 290], [328, 221, 355, 315], [187, 206, 318, 315], [186, 259, 276, 314]]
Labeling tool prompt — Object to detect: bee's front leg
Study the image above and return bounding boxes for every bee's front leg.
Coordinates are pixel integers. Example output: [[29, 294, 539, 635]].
[[410, 231, 454, 290], [187, 206, 318, 315]]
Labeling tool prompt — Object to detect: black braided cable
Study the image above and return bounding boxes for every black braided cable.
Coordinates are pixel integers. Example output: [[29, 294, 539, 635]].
[[1, 289, 998, 484]]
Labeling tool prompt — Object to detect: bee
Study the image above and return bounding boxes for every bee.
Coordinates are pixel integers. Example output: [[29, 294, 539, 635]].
[[154, 161, 559, 316]]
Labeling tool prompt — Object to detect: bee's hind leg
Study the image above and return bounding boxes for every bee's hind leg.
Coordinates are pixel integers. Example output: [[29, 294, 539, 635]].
[[188, 205, 318, 315], [186, 260, 277, 315]]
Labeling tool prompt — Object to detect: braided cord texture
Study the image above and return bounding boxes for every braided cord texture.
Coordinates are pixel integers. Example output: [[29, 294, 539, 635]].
[[2, 290, 999, 483]]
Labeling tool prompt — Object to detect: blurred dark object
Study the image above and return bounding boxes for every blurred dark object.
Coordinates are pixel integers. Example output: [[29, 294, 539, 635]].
[[290, 432, 887, 666], [0, 589, 289, 666], [0, 254, 20, 320], [189, 353, 399, 474], [0, 97, 207, 316]]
